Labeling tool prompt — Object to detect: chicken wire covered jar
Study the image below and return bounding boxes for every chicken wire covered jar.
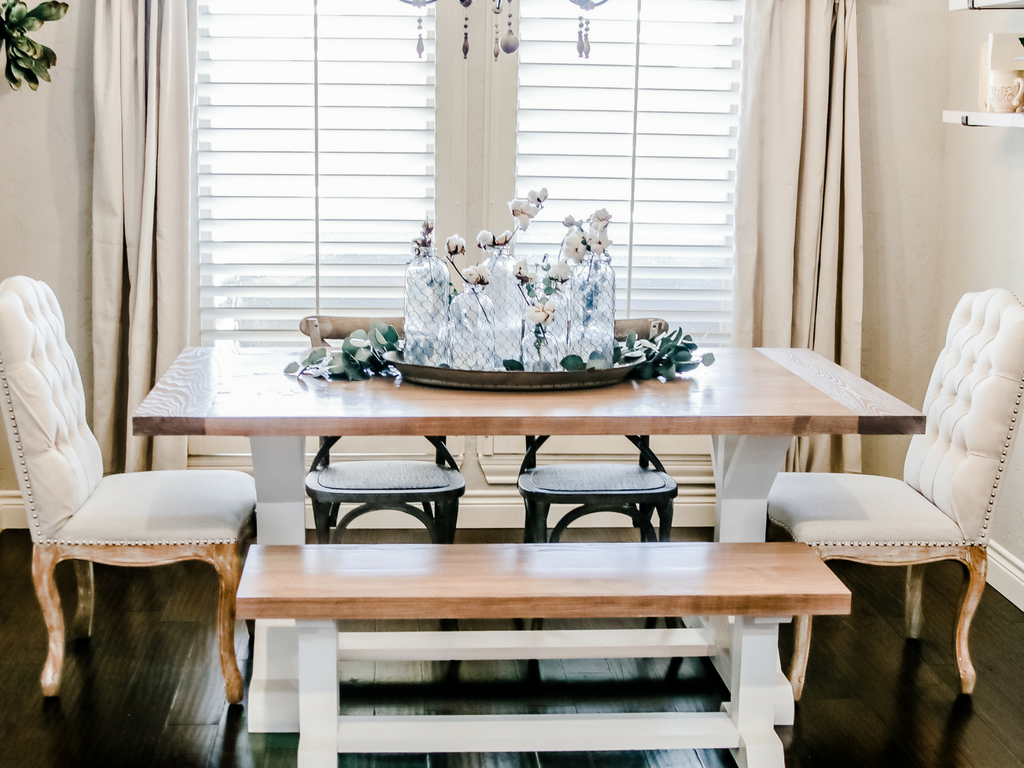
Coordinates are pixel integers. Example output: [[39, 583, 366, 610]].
[[569, 253, 616, 367], [447, 285, 499, 371], [521, 285, 569, 372], [403, 246, 450, 367], [481, 246, 523, 364]]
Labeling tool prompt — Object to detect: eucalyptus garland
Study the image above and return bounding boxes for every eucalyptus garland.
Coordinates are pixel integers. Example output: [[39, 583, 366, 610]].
[[2, 1, 67, 91], [285, 322, 401, 381]]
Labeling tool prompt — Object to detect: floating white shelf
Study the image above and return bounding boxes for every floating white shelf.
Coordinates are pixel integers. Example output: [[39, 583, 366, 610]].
[[949, 0, 1024, 9], [943, 110, 1024, 126]]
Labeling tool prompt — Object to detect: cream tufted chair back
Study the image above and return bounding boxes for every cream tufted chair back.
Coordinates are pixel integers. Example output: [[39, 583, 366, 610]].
[[0, 277, 104, 543], [904, 289, 1024, 545]]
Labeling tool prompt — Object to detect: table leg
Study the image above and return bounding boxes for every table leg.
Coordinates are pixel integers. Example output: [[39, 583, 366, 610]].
[[705, 435, 795, 726], [248, 436, 306, 733], [727, 617, 787, 768], [298, 620, 340, 768]]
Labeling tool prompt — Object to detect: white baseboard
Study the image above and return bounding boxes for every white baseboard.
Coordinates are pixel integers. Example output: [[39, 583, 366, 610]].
[[988, 540, 1024, 612], [0, 490, 27, 531]]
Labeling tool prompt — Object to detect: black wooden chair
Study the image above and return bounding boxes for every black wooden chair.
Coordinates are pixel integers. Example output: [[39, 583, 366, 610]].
[[300, 315, 464, 544], [519, 318, 677, 544]]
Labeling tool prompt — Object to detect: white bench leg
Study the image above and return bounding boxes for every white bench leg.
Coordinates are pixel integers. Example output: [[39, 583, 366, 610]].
[[248, 436, 307, 733], [298, 620, 339, 768], [729, 616, 786, 768]]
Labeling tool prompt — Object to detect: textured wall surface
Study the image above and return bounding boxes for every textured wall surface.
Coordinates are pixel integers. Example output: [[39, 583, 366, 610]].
[[0, 6, 95, 491]]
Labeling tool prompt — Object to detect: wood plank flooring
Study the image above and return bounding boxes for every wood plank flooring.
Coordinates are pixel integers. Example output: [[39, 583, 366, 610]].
[[0, 527, 1022, 768]]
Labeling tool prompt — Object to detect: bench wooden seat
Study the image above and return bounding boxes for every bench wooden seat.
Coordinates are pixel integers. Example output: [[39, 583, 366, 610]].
[[237, 542, 850, 768]]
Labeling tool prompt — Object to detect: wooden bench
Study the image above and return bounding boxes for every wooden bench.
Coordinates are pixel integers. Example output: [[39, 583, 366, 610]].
[[236, 542, 851, 768]]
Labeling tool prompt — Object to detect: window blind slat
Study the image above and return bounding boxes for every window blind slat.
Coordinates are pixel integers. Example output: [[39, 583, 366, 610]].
[[197, 0, 435, 347]]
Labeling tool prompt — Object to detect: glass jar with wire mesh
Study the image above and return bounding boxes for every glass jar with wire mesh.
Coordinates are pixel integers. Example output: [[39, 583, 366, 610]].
[[569, 252, 616, 367], [481, 246, 523, 365], [447, 285, 499, 371], [403, 246, 450, 367], [521, 285, 569, 372]]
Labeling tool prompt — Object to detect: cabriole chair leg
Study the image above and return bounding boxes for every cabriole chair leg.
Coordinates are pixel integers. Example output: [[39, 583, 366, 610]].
[[31, 546, 64, 697], [71, 560, 94, 639], [956, 547, 988, 694], [788, 614, 813, 702], [905, 563, 927, 640], [211, 543, 245, 705]]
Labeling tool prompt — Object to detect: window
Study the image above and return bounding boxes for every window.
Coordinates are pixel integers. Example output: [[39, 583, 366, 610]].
[[514, 0, 740, 344], [197, 1, 437, 347]]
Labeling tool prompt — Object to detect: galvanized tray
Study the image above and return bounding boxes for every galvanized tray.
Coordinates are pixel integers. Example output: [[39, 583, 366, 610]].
[[383, 351, 640, 391]]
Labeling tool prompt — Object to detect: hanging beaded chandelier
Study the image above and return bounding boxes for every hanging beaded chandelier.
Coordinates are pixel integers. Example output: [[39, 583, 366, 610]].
[[397, 0, 610, 61]]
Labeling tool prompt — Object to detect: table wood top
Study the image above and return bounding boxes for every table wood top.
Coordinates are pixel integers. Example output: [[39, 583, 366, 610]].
[[235, 542, 852, 620], [132, 346, 924, 437]]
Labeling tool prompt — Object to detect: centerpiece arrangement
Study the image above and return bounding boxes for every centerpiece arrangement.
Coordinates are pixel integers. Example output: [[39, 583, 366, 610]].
[[286, 188, 715, 390]]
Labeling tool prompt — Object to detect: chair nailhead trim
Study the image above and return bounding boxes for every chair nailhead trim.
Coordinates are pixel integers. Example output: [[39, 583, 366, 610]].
[[0, 357, 42, 543]]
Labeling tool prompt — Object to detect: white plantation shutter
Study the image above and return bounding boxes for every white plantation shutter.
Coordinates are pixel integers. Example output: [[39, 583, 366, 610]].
[[197, 0, 436, 347], [514, 0, 740, 344]]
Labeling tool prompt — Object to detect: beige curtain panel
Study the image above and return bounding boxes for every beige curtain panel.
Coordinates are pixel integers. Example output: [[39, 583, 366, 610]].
[[92, 0, 195, 474], [735, 0, 864, 474]]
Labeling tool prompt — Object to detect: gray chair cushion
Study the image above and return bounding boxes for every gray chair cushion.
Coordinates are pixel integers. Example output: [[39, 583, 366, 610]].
[[768, 472, 967, 547], [318, 461, 459, 491], [55, 470, 256, 545], [530, 464, 670, 493]]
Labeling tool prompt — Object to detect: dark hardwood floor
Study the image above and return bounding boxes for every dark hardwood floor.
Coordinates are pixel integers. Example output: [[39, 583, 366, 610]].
[[0, 527, 1022, 768]]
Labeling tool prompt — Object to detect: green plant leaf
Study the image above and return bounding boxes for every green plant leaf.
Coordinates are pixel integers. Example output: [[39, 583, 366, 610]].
[[284, 361, 300, 374], [5, 57, 22, 90], [702, 352, 715, 366], [626, 332, 637, 350], [25, 1, 67, 22], [637, 362, 656, 380], [305, 347, 327, 365], [502, 359, 525, 371], [382, 325, 400, 344], [560, 354, 586, 372], [676, 361, 701, 372], [8, 1, 27, 23], [354, 347, 372, 363]]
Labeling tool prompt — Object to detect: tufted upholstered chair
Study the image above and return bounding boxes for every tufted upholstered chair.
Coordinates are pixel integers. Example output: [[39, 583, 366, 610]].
[[0, 276, 257, 703], [768, 289, 1024, 699]]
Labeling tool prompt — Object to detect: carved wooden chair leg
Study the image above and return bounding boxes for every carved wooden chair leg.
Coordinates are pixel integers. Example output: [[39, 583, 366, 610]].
[[905, 563, 927, 639], [31, 545, 64, 697], [955, 547, 988, 695], [210, 543, 245, 705], [789, 614, 813, 702], [71, 560, 94, 639]]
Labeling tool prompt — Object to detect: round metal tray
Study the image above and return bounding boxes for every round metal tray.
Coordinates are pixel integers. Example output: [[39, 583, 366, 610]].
[[383, 351, 640, 391]]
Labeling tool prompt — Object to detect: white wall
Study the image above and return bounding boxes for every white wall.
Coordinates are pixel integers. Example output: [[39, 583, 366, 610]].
[[939, 9, 1024, 571], [0, 6, 95, 493]]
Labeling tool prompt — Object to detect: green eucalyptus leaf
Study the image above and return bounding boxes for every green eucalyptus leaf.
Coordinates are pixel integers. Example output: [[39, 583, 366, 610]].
[[25, 1, 67, 22], [383, 325, 400, 344], [656, 361, 675, 378], [626, 332, 637, 350], [544, 286, 554, 295], [5, 57, 22, 89], [9, 1, 27, 23], [613, 346, 624, 364], [21, 16, 39, 30], [371, 328, 388, 348], [676, 361, 701, 373], [502, 359, 525, 371], [354, 347, 373, 363], [672, 347, 692, 363], [637, 362, 656, 380], [702, 352, 715, 366], [284, 361, 300, 374], [560, 354, 586, 372], [306, 347, 327, 364]]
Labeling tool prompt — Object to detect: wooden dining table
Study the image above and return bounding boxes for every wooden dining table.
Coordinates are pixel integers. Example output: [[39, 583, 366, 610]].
[[133, 345, 925, 734]]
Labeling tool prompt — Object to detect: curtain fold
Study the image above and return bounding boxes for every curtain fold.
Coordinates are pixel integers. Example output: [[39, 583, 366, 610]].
[[735, 0, 864, 474], [92, 0, 195, 474]]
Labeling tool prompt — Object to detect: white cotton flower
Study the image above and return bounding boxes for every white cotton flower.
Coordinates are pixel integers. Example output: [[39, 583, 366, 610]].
[[563, 215, 577, 228], [561, 230, 588, 263], [495, 230, 514, 246], [462, 265, 490, 285], [477, 230, 495, 249], [510, 200, 540, 231], [525, 300, 557, 327], [548, 258, 572, 282], [590, 208, 612, 230], [446, 234, 466, 255], [585, 227, 610, 255], [514, 259, 536, 283], [538, 187, 548, 202]]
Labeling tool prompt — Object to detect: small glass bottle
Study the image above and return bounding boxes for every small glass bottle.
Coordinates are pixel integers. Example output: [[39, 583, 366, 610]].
[[447, 284, 499, 371], [569, 252, 616, 367], [403, 246, 450, 366], [481, 246, 524, 365], [521, 285, 569, 372]]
